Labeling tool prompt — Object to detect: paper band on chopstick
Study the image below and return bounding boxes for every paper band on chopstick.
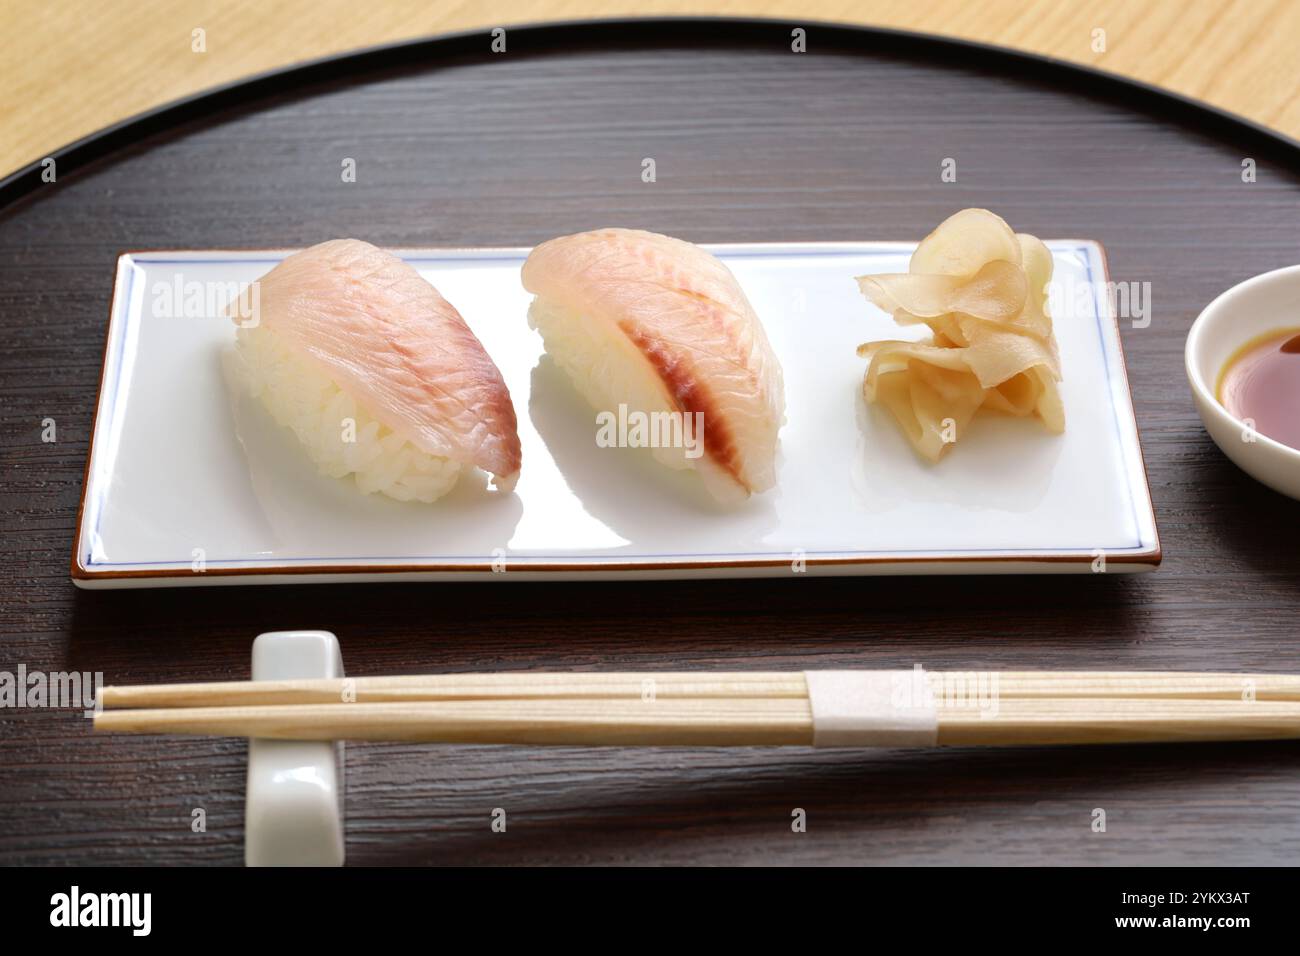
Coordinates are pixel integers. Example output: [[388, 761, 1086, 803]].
[[803, 670, 938, 747]]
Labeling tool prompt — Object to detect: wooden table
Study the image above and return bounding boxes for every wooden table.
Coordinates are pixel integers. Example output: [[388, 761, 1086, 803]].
[[1, 21, 1298, 865]]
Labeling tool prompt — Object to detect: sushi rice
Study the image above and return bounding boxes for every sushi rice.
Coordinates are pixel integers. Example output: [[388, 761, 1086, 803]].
[[234, 323, 462, 503]]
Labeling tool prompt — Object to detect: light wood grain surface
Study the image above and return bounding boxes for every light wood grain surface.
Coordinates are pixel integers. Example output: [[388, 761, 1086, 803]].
[[7, 1, 1299, 180]]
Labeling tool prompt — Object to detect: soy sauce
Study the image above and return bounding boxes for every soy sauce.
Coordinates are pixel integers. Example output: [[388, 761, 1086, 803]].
[[1217, 327, 1300, 450]]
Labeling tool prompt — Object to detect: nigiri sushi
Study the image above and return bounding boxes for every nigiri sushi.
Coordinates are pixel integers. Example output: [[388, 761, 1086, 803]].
[[521, 228, 785, 503], [230, 238, 521, 502]]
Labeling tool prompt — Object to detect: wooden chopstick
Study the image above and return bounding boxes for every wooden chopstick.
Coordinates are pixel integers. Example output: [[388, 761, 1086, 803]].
[[98, 670, 1300, 710], [95, 699, 815, 746], [91, 670, 1300, 748], [93, 697, 1300, 747], [938, 699, 1300, 746], [984, 672, 1300, 700], [98, 672, 807, 709]]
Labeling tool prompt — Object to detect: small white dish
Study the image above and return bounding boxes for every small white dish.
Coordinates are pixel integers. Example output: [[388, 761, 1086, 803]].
[[1185, 264, 1300, 500], [73, 241, 1160, 587]]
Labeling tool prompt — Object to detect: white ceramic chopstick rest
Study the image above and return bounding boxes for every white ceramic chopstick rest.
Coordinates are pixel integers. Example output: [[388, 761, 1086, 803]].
[[803, 670, 938, 746], [245, 630, 345, 867]]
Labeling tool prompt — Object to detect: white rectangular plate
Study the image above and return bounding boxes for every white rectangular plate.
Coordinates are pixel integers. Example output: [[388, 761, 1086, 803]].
[[74, 242, 1159, 587]]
